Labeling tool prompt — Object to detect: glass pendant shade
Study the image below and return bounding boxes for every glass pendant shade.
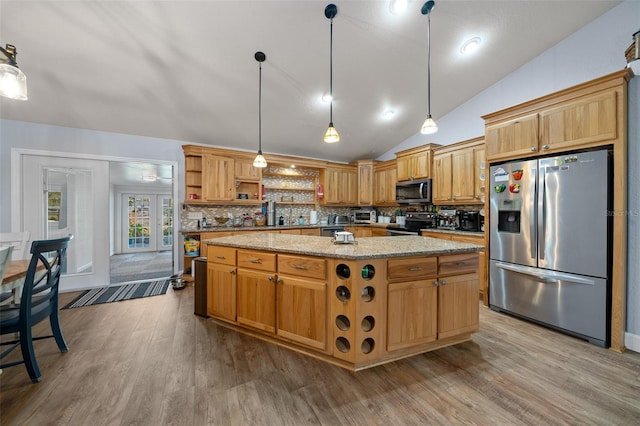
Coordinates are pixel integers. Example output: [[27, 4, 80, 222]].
[[420, 115, 438, 134], [253, 151, 267, 168], [0, 63, 27, 100], [323, 123, 340, 143]]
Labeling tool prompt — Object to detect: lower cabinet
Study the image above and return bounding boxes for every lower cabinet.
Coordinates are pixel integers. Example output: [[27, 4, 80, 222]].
[[276, 253, 328, 351], [207, 262, 236, 321], [386, 254, 479, 352], [237, 269, 276, 333]]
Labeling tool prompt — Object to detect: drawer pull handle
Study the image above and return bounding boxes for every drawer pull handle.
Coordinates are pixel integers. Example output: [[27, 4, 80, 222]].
[[215, 255, 225, 259], [292, 265, 307, 270], [408, 266, 423, 271], [249, 258, 262, 264], [455, 262, 469, 266]]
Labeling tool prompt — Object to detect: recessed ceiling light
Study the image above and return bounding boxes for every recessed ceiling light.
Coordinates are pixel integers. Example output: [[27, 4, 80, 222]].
[[389, 0, 408, 15], [383, 110, 395, 119], [461, 37, 481, 55]]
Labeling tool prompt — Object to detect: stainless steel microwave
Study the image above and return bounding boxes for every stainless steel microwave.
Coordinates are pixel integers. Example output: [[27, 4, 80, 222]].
[[395, 179, 432, 204], [352, 209, 377, 224]]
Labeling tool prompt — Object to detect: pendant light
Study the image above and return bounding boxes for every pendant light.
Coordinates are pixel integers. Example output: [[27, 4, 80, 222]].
[[253, 51, 268, 168], [0, 43, 28, 101], [420, 1, 437, 135], [323, 4, 339, 143]]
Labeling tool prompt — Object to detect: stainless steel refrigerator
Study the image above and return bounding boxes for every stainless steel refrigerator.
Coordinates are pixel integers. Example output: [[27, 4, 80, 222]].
[[489, 148, 611, 347]]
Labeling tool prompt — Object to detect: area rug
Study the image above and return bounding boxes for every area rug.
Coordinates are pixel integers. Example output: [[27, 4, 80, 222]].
[[63, 279, 170, 309]]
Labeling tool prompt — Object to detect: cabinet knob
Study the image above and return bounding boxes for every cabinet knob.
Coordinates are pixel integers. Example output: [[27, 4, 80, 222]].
[[441, 279, 447, 286], [229, 269, 235, 274], [433, 280, 439, 286], [276, 277, 283, 284], [542, 144, 549, 150], [268, 276, 274, 281], [531, 147, 537, 152]]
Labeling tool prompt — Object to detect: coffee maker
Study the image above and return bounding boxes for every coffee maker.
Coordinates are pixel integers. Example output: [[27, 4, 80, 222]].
[[457, 211, 481, 232], [437, 209, 458, 230]]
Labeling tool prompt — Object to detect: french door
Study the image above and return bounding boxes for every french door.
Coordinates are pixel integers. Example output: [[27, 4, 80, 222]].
[[122, 194, 173, 253]]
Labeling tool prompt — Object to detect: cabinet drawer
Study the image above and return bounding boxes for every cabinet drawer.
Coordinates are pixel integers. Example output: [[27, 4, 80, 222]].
[[207, 246, 236, 266], [439, 253, 479, 276], [449, 235, 485, 246], [388, 257, 438, 280], [278, 254, 326, 280], [237, 250, 277, 272]]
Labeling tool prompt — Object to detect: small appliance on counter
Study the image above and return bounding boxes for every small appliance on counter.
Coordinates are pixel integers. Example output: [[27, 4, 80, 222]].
[[352, 209, 376, 224], [457, 211, 481, 232], [437, 209, 457, 230], [386, 212, 436, 236]]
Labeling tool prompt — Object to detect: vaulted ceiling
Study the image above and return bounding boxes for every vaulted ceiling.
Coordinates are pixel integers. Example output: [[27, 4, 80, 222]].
[[0, 1, 621, 164]]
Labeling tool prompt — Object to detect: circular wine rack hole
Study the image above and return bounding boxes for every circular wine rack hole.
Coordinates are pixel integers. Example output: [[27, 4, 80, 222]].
[[336, 285, 351, 302], [336, 264, 351, 280], [361, 338, 375, 354], [361, 286, 375, 302], [361, 315, 375, 332], [361, 264, 375, 280], [335, 315, 351, 331], [336, 337, 351, 353]]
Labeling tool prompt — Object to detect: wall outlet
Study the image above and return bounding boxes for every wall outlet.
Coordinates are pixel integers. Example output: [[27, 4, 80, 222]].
[[188, 212, 203, 220]]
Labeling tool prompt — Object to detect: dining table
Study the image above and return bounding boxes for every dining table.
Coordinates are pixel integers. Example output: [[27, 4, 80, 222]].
[[1, 259, 38, 305]]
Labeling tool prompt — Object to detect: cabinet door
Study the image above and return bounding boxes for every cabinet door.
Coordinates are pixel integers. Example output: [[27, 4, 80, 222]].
[[323, 168, 341, 204], [387, 280, 438, 351], [540, 91, 617, 153], [276, 275, 327, 350], [437, 273, 479, 339], [451, 147, 475, 203], [202, 154, 235, 202], [358, 161, 374, 206], [412, 151, 431, 180], [386, 166, 397, 204], [207, 262, 236, 321], [474, 146, 486, 202], [432, 152, 452, 203], [396, 155, 411, 182], [234, 158, 262, 181], [342, 168, 358, 205], [237, 269, 276, 333], [485, 113, 539, 162]]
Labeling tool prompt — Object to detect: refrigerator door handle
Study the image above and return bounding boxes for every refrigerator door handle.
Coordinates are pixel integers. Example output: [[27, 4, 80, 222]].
[[495, 262, 596, 286], [530, 167, 538, 261], [538, 166, 546, 261]]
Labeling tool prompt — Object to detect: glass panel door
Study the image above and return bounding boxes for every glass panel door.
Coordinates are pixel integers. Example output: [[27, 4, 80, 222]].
[[159, 196, 173, 250], [124, 194, 153, 252]]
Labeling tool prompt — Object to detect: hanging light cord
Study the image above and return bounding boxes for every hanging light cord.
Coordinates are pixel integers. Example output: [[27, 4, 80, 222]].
[[258, 60, 262, 153], [329, 16, 334, 123], [427, 10, 431, 117]]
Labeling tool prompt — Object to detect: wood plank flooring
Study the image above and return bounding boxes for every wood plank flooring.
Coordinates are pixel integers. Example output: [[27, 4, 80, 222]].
[[1, 285, 639, 425]]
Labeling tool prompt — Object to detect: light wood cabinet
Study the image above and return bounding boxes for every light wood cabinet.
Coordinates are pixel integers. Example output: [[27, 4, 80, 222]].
[[345, 226, 372, 238], [373, 159, 397, 206], [422, 231, 487, 306], [184, 146, 203, 201], [276, 254, 328, 351], [371, 227, 388, 237], [437, 272, 479, 339], [234, 158, 262, 181], [485, 89, 618, 162], [432, 137, 484, 205], [236, 250, 276, 333], [357, 160, 374, 206], [202, 153, 235, 202], [387, 280, 438, 351], [320, 164, 358, 205], [395, 144, 439, 181], [207, 261, 236, 322]]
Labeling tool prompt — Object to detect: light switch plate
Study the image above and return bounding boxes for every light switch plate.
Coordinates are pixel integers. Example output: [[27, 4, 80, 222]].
[[188, 212, 203, 219]]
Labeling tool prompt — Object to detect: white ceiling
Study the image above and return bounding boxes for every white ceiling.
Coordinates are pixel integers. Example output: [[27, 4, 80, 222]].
[[0, 0, 621, 168]]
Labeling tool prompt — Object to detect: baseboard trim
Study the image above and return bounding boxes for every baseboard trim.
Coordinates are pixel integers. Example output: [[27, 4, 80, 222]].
[[624, 331, 640, 353]]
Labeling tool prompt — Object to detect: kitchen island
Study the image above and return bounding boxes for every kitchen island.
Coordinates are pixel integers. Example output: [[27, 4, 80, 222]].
[[202, 233, 482, 371]]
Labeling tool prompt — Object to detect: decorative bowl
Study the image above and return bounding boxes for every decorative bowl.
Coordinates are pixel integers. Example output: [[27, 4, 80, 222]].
[[214, 216, 229, 225]]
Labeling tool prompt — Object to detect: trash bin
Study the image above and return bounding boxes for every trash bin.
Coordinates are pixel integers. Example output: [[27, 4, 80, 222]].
[[194, 257, 208, 317]]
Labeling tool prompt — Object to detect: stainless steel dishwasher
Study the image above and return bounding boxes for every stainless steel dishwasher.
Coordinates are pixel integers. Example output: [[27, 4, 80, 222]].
[[320, 226, 345, 237]]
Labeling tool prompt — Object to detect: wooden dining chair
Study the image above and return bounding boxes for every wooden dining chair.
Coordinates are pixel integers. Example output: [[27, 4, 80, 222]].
[[0, 235, 73, 383]]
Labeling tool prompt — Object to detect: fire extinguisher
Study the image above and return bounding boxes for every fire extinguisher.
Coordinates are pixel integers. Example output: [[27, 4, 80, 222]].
[[317, 183, 324, 199], [261, 184, 266, 200]]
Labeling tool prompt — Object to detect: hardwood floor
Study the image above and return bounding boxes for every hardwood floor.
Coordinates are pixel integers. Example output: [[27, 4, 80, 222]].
[[1, 285, 639, 425]]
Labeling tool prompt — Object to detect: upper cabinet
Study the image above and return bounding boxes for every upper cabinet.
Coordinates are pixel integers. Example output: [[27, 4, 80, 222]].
[[432, 137, 484, 205], [357, 160, 375, 206], [395, 144, 440, 181], [182, 145, 262, 205], [484, 71, 625, 163], [373, 159, 397, 206], [320, 163, 358, 205]]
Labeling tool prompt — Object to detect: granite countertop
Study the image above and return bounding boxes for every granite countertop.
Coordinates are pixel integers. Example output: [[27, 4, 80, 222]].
[[181, 223, 389, 234], [203, 233, 482, 260]]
